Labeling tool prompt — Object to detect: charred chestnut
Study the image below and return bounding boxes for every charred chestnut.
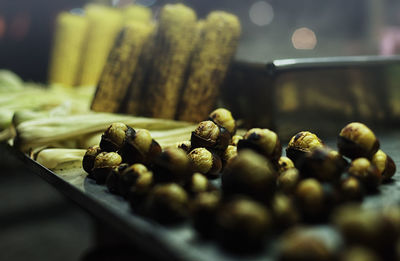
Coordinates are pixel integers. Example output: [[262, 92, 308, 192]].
[[277, 168, 300, 194], [297, 147, 346, 182], [188, 148, 222, 179], [237, 128, 282, 163], [348, 158, 381, 190], [216, 197, 272, 251], [372, 150, 396, 182], [91, 152, 122, 184], [82, 145, 102, 175], [100, 122, 134, 152], [286, 131, 324, 166], [191, 120, 230, 152], [209, 108, 236, 136], [119, 129, 162, 165], [337, 122, 380, 159], [278, 156, 295, 173], [222, 149, 277, 202], [153, 148, 192, 183], [190, 191, 221, 237], [145, 183, 189, 224]]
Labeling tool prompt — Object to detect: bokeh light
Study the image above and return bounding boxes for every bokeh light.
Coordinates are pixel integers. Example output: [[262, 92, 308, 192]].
[[249, 1, 274, 26], [0, 16, 6, 39], [291, 27, 317, 50]]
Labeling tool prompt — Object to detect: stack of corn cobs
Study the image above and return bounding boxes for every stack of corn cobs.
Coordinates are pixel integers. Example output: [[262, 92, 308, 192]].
[[82, 108, 398, 259]]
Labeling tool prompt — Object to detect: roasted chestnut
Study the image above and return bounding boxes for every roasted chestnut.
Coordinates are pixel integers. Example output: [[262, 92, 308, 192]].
[[277, 168, 300, 194], [190, 191, 221, 237], [272, 193, 300, 229], [348, 158, 381, 190], [188, 148, 222, 179], [222, 149, 277, 203], [152, 148, 193, 183], [100, 122, 134, 152], [190, 120, 230, 152], [237, 128, 282, 163], [91, 152, 122, 184], [119, 129, 162, 165], [118, 163, 152, 197], [216, 197, 272, 251], [175, 140, 191, 153], [278, 156, 295, 173], [209, 108, 236, 136], [340, 247, 382, 261], [222, 145, 237, 166], [297, 147, 346, 182], [145, 183, 189, 224], [128, 170, 153, 211], [184, 172, 215, 196], [340, 176, 364, 202], [230, 135, 243, 146], [82, 145, 102, 175], [372, 150, 396, 182], [105, 163, 129, 194], [337, 122, 380, 159], [295, 178, 325, 220], [333, 204, 398, 255], [279, 227, 334, 261], [286, 131, 324, 166]]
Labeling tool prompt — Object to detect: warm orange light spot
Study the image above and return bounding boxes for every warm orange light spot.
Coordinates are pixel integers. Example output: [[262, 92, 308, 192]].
[[0, 16, 6, 39], [10, 12, 31, 40], [291, 27, 317, 50]]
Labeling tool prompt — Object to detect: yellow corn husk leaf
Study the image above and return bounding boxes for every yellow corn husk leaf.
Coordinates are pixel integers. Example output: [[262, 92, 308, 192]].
[[77, 5, 124, 87], [91, 21, 155, 113], [140, 4, 197, 119], [15, 112, 194, 152], [177, 11, 241, 122], [48, 12, 88, 87]]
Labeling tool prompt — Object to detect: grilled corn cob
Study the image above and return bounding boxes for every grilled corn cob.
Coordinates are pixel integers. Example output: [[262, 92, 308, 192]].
[[91, 21, 155, 112], [123, 4, 152, 23], [177, 11, 241, 122], [140, 4, 197, 119], [77, 5, 123, 86], [48, 12, 88, 87], [124, 24, 157, 115]]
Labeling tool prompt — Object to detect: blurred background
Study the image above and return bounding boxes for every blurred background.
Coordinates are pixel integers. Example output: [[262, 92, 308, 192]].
[[1, 0, 400, 82], [2, 0, 400, 260]]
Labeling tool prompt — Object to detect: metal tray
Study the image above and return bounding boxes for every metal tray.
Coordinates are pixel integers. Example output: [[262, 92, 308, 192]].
[[5, 131, 400, 261]]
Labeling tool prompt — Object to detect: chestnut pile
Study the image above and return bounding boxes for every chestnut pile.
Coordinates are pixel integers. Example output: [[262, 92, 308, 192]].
[[82, 110, 398, 259]]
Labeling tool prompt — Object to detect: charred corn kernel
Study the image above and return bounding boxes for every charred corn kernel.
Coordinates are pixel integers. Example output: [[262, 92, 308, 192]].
[[77, 5, 123, 86], [91, 21, 155, 112], [48, 12, 88, 87], [177, 11, 241, 122], [140, 4, 197, 119], [122, 4, 152, 23]]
